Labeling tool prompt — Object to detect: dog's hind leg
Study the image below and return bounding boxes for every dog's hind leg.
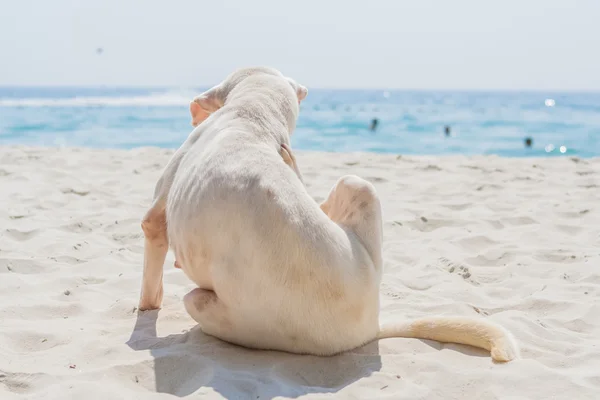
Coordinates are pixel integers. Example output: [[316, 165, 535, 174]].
[[320, 175, 384, 271], [183, 288, 232, 337]]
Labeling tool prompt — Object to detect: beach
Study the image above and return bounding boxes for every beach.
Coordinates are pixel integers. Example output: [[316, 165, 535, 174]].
[[1, 145, 599, 399]]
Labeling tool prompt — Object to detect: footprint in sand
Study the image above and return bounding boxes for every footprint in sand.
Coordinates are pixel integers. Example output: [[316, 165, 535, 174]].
[[437, 257, 478, 284], [4, 228, 40, 241], [1, 259, 49, 274]]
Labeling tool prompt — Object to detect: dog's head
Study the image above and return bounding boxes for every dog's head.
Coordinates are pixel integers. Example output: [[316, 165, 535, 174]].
[[190, 67, 308, 127]]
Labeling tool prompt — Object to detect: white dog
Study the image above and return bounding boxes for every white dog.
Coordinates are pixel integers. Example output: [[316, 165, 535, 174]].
[[138, 67, 518, 362]]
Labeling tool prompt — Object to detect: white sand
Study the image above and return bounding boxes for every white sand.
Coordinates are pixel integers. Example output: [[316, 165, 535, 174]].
[[1, 146, 599, 399]]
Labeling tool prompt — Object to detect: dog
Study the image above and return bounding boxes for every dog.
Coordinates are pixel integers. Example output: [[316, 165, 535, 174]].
[[138, 67, 519, 362]]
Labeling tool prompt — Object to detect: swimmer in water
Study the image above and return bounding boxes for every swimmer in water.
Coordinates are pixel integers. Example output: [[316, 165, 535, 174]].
[[370, 118, 379, 131]]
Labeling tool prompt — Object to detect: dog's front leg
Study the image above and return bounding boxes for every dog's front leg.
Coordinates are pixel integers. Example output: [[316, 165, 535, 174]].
[[138, 150, 186, 310], [139, 204, 168, 310]]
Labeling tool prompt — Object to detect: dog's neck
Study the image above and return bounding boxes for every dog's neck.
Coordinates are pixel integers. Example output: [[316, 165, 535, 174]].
[[223, 76, 300, 142]]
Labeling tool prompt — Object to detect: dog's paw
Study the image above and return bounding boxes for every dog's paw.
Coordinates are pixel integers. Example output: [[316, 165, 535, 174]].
[[280, 143, 296, 168], [138, 290, 163, 311], [280, 143, 303, 184], [138, 301, 161, 311]]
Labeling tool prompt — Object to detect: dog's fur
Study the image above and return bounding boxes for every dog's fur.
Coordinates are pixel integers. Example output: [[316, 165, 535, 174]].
[[138, 67, 519, 362]]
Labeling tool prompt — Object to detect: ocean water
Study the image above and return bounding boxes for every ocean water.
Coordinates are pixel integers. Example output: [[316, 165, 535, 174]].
[[1, 87, 599, 157]]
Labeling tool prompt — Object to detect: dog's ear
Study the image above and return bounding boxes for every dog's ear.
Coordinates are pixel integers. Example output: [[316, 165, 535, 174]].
[[190, 85, 224, 127], [286, 77, 308, 103]]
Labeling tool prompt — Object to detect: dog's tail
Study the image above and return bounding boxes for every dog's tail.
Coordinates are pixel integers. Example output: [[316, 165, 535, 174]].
[[378, 316, 519, 362]]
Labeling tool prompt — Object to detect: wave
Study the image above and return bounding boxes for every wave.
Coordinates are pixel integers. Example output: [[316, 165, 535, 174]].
[[0, 90, 197, 107]]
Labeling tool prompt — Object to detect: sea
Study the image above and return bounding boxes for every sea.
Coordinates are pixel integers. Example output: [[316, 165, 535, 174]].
[[1, 87, 599, 157]]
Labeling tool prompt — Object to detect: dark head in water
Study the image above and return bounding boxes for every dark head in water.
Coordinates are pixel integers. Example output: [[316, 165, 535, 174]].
[[370, 118, 379, 131]]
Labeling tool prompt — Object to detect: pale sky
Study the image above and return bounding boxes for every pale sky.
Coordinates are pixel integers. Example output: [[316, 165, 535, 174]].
[[1, 0, 599, 90]]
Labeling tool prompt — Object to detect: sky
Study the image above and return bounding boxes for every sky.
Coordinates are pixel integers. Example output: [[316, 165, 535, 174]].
[[1, 0, 599, 90]]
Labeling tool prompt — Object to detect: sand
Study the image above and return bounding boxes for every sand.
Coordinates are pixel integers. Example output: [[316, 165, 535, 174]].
[[1, 146, 599, 400]]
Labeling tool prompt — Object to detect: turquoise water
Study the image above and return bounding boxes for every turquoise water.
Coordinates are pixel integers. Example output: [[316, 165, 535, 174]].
[[1, 87, 599, 157]]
